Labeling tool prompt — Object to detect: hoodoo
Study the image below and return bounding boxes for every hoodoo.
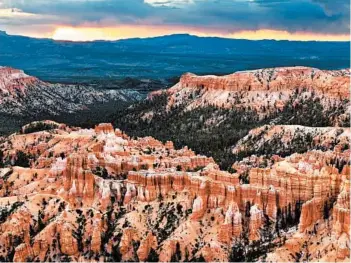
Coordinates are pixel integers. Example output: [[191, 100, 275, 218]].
[[0, 121, 349, 262]]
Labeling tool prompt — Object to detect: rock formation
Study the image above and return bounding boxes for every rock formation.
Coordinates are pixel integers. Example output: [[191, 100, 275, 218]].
[[0, 67, 142, 135], [0, 121, 349, 262], [148, 67, 349, 124], [115, 66, 349, 175]]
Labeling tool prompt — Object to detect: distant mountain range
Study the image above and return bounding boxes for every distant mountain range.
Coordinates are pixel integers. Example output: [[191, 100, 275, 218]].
[[0, 31, 349, 83]]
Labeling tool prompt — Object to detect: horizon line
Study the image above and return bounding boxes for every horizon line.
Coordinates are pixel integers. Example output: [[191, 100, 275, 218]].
[[1, 29, 350, 43]]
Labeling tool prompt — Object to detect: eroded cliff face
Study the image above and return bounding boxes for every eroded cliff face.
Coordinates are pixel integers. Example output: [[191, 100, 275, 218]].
[[115, 66, 350, 173], [175, 67, 349, 96], [148, 67, 350, 125], [0, 67, 143, 135], [0, 67, 38, 96], [0, 122, 349, 262]]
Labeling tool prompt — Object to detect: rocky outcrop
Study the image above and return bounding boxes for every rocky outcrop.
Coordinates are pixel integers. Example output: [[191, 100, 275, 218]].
[[0, 67, 142, 117], [218, 203, 242, 243], [176, 67, 349, 95], [60, 153, 96, 208], [116, 66, 350, 180], [248, 205, 263, 241], [137, 232, 158, 262], [0, 66, 143, 135], [94, 123, 115, 134], [120, 228, 138, 261], [332, 170, 350, 239], [0, 67, 38, 97], [298, 198, 324, 233], [149, 67, 350, 116], [58, 223, 79, 256], [13, 243, 33, 262]]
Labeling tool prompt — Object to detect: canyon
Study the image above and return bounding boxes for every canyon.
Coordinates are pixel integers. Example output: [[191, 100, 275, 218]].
[[0, 121, 349, 262], [114, 66, 350, 169], [0, 65, 349, 262]]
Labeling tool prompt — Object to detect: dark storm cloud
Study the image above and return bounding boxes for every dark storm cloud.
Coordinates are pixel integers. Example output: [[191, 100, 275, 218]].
[[312, 0, 350, 15], [0, 0, 349, 34]]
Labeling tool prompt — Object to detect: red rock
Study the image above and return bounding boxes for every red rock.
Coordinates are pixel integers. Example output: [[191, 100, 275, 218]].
[[249, 205, 263, 241], [0, 122, 349, 262], [137, 232, 157, 262]]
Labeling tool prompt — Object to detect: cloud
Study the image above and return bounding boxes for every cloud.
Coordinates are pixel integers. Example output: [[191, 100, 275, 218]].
[[0, 8, 36, 18], [0, 7, 60, 29], [0, 0, 349, 37], [144, 0, 195, 7], [312, 0, 350, 16]]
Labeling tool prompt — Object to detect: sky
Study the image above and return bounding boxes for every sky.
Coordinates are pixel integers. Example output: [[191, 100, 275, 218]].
[[0, 0, 349, 41]]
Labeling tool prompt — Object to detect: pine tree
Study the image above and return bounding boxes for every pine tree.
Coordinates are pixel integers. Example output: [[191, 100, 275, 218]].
[[323, 201, 329, 220], [245, 201, 251, 217], [229, 243, 245, 262], [171, 242, 181, 262], [287, 203, 293, 226]]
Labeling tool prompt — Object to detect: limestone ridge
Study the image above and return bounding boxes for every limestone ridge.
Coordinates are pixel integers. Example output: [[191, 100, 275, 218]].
[[152, 67, 349, 120], [0, 67, 142, 124]]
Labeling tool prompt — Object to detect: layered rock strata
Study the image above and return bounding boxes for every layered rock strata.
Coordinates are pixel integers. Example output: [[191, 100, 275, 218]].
[[0, 122, 349, 262]]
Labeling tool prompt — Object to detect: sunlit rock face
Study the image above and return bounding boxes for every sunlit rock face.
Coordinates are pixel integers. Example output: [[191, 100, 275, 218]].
[[0, 67, 38, 95], [0, 121, 349, 262], [148, 67, 350, 125], [177, 67, 349, 96]]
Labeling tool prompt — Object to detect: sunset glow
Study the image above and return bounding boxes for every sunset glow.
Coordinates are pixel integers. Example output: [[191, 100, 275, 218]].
[[51, 25, 194, 41], [1, 0, 349, 43], [228, 29, 350, 42], [51, 26, 350, 42]]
